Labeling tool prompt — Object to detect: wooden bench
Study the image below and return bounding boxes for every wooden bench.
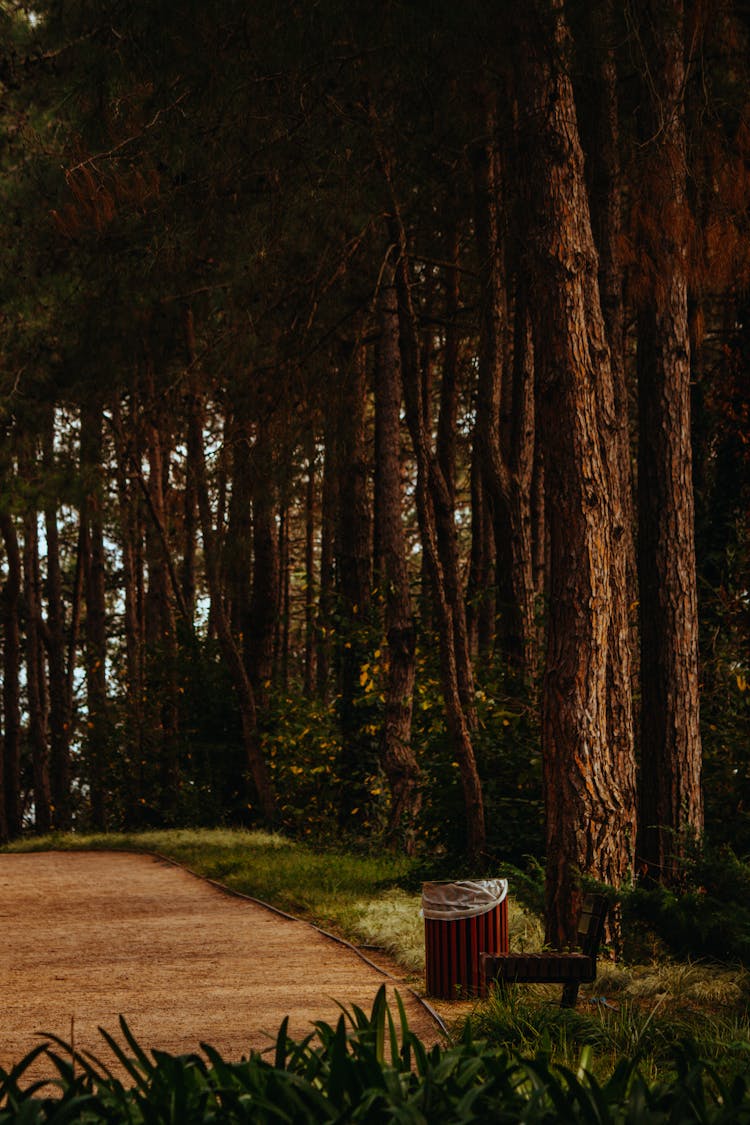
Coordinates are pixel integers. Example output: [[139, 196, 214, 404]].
[[480, 893, 609, 1008]]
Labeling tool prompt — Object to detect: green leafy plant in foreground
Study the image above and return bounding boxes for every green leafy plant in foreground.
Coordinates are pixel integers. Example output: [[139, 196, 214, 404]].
[[3, 988, 750, 1123]]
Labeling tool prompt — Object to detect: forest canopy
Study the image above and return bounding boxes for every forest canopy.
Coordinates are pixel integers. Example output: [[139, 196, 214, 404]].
[[0, 0, 748, 945]]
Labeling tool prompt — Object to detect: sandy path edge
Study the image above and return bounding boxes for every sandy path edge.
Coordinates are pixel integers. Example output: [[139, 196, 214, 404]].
[[1, 850, 446, 1083]]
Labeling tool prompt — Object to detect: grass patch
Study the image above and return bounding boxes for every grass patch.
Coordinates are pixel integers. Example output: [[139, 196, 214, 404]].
[[468, 956, 750, 1087]]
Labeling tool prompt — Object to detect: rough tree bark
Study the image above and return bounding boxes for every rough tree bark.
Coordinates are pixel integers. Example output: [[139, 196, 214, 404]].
[[577, 0, 638, 641], [634, 0, 703, 882], [466, 448, 496, 661], [514, 0, 637, 946], [225, 410, 253, 640], [181, 392, 199, 621], [315, 413, 338, 703], [437, 216, 460, 512], [275, 499, 290, 691]]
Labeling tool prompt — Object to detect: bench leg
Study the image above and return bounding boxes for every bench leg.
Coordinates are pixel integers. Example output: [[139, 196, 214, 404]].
[[561, 981, 579, 1008]]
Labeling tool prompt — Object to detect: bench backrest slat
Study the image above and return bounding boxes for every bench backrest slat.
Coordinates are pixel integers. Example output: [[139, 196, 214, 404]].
[[577, 894, 608, 960]]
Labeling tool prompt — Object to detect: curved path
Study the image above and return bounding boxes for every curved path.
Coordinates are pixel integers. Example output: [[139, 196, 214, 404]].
[[0, 851, 443, 1079]]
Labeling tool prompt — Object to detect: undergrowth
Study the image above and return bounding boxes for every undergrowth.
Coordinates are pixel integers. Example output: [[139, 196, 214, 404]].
[[7, 828, 750, 1095]]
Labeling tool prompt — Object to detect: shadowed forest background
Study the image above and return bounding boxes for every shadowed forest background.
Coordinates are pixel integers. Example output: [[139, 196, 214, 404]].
[[0, 0, 748, 946]]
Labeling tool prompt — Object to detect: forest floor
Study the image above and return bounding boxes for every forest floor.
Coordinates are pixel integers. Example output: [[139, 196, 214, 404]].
[[0, 850, 445, 1082]]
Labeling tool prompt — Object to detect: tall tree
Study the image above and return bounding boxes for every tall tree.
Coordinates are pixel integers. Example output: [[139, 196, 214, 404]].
[[21, 437, 52, 832], [514, 0, 637, 945], [374, 266, 421, 850], [316, 414, 338, 703], [336, 342, 377, 826], [1, 506, 21, 838], [247, 414, 280, 709], [634, 0, 703, 882], [303, 443, 317, 697], [143, 384, 180, 816], [80, 397, 109, 830], [42, 408, 73, 831], [111, 392, 148, 822], [472, 106, 537, 681]]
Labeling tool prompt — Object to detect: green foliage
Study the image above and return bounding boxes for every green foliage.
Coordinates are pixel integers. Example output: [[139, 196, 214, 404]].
[[260, 689, 347, 839], [623, 840, 750, 964], [407, 642, 544, 864], [250, 632, 544, 862], [3, 989, 750, 1123]]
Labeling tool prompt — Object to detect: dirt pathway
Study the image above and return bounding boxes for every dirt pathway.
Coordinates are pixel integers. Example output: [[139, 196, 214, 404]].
[[1, 851, 444, 1079]]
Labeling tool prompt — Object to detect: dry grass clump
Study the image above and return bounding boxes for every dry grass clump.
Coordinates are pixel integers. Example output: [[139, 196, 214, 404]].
[[350, 890, 425, 971], [624, 960, 749, 1005], [507, 897, 546, 951]]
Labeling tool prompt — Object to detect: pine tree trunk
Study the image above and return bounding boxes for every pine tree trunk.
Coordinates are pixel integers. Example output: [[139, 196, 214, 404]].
[[515, 0, 636, 946], [337, 344, 376, 825], [144, 399, 180, 818], [247, 422, 280, 707], [225, 408, 252, 639], [466, 449, 496, 662], [1, 511, 22, 838], [635, 0, 703, 882], [437, 217, 460, 511], [80, 399, 109, 830], [303, 449, 316, 697], [111, 394, 147, 824], [181, 398, 199, 621], [21, 439, 52, 832], [276, 500, 290, 692], [374, 270, 421, 851], [42, 408, 72, 830], [316, 416, 338, 702], [580, 0, 638, 652], [472, 118, 536, 683]]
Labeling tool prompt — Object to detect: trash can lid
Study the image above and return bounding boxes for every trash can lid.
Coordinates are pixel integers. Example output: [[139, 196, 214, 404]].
[[421, 878, 508, 920]]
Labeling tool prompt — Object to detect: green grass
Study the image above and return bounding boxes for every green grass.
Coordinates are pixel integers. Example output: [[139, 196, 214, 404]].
[[469, 960, 750, 1087]]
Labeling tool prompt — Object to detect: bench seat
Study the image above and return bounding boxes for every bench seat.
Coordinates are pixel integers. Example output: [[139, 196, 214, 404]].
[[480, 893, 608, 1008], [481, 951, 595, 984]]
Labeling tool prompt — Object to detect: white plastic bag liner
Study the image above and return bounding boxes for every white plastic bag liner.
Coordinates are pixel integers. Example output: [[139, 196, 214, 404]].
[[421, 878, 508, 921]]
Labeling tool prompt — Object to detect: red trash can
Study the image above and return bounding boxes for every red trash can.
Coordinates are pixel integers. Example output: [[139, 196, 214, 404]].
[[422, 879, 509, 999]]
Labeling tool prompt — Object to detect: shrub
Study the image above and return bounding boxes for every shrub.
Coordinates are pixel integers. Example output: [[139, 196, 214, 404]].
[[4, 988, 750, 1123]]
